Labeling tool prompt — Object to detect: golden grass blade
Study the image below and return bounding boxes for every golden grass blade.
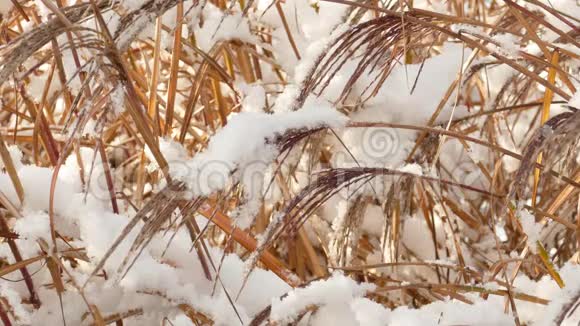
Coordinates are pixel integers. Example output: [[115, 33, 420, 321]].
[[532, 50, 559, 207], [89, 305, 106, 326], [0, 255, 45, 278], [377, 282, 550, 305], [45, 254, 66, 293], [9, 0, 30, 21], [275, 2, 301, 60], [89, 308, 143, 326], [536, 241, 565, 288], [178, 304, 214, 325], [298, 228, 327, 278], [197, 204, 299, 287], [164, 0, 184, 136], [147, 17, 163, 136], [545, 168, 580, 216]]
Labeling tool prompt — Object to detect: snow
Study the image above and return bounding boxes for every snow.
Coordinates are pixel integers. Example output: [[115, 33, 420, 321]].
[[3, 0, 580, 325], [570, 91, 580, 109], [520, 209, 543, 254], [153, 102, 347, 228], [361, 204, 385, 237], [0, 282, 30, 324], [111, 84, 126, 116], [0, 155, 292, 325], [238, 82, 267, 113], [270, 272, 375, 323], [366, 43, 471, 124], [451, 24, 520, 57], [330, 42, 473, 192], [524, 0, 580, 43], [402, 215, 445, 261], [350, 298, 390, 326], [0, 145, 23, 170], [399, 163, 423, 176], [267, 263, 580, 325], [121, 0, 145, 11], [174, 103, 347, 198], [189, 3, 257, 52], [13, 211, 50, 241], [146, 137, 189, 175], [257, 0, 348, 80]]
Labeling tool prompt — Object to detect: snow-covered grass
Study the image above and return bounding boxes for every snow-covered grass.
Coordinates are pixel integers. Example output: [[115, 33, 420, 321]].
[[0, 0, 579, 325]]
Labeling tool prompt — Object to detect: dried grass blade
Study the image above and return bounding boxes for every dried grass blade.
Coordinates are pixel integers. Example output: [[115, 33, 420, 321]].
[[40, 241, 66, 294], [0, 255, 45, 278], [197, 204, 299, 287], [9, 0, 30, 21], [178, 304, 214, 325], [0, 209, 39, 306], [97, 139, 119, 214], [164, 0, 184, 135], [0, 133, 24, 204], [275, 2, 301, 60], [536, 241, 565, 288], [0, 303, 12, 326], [90, 308, 143, 326], [89, 305, 106, 326], [147, 17, 163, 136], [532, 50, 559, 207]]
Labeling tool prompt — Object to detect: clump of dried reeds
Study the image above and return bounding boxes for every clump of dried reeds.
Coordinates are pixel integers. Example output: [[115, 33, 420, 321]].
[[0, 0, 578, 325]]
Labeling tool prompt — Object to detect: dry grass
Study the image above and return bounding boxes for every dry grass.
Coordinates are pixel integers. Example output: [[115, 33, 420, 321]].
[[0, 0, 579, 325]]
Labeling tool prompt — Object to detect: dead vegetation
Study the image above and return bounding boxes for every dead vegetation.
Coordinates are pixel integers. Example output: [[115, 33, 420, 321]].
[[0, 0, 579, 325]]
